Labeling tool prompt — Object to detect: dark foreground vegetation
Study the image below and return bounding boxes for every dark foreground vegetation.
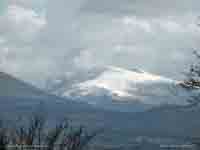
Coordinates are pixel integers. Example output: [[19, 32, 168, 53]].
[[0, 112, 99, 150]]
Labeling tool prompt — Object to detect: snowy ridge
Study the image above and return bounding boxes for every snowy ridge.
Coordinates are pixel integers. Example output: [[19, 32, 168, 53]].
[[45, 65, 193, 112], [71, 66, 174, 98]]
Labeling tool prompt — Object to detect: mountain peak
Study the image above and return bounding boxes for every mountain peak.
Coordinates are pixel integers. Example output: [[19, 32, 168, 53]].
[[72, 66, 175, 100], [100, 66, 173, 83], [45, 65, 191, 111]]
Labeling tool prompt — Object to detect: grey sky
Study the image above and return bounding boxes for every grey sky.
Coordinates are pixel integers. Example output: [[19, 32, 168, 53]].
[[0, 0, 199, 87]]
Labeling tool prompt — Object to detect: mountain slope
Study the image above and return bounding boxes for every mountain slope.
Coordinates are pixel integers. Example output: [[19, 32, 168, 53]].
[[65, 66, 175, 102], [47, 66, 190, 112], [0, 71, 49, 98], [0, 71, 100, 120], [1, 71, 200, 149]]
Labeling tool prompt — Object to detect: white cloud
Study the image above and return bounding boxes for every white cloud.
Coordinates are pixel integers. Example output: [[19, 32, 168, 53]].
[[121, 16, 152, 33], [0, 0, 200, 87], [0, 3, 47, 85], [0, 5, 46, 43], [74, 12, 200, 78]]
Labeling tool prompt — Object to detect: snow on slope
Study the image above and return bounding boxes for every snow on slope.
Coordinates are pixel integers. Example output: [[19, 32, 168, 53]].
[[74, 66, 173, 97], [48, 66, 190, 106]]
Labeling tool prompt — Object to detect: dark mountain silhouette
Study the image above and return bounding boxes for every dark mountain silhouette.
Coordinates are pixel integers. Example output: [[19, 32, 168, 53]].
[[0, 72, 49, 98]]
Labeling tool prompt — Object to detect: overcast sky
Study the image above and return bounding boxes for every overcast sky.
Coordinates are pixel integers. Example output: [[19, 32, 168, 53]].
[[0, 0, 200, 87]]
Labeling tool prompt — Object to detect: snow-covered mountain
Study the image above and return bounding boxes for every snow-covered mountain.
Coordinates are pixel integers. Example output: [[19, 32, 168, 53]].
[[1, 71, 200, 143], [46, 66, 191, 112]]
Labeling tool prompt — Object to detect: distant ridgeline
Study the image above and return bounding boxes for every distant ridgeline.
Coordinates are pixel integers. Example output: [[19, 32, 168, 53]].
[[0, 71, 50, 99]]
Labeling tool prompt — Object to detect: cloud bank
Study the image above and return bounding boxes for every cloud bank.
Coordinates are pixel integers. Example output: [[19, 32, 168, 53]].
[[0, 0, 200, 87]]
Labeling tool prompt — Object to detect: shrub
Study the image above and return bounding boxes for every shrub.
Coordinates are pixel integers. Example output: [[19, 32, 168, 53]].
[[0, 114, 99, 150]]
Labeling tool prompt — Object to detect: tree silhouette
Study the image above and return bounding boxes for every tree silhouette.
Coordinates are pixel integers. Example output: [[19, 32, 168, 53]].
[[180, 50, 200, 106], [0, 107, 99, 150]]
